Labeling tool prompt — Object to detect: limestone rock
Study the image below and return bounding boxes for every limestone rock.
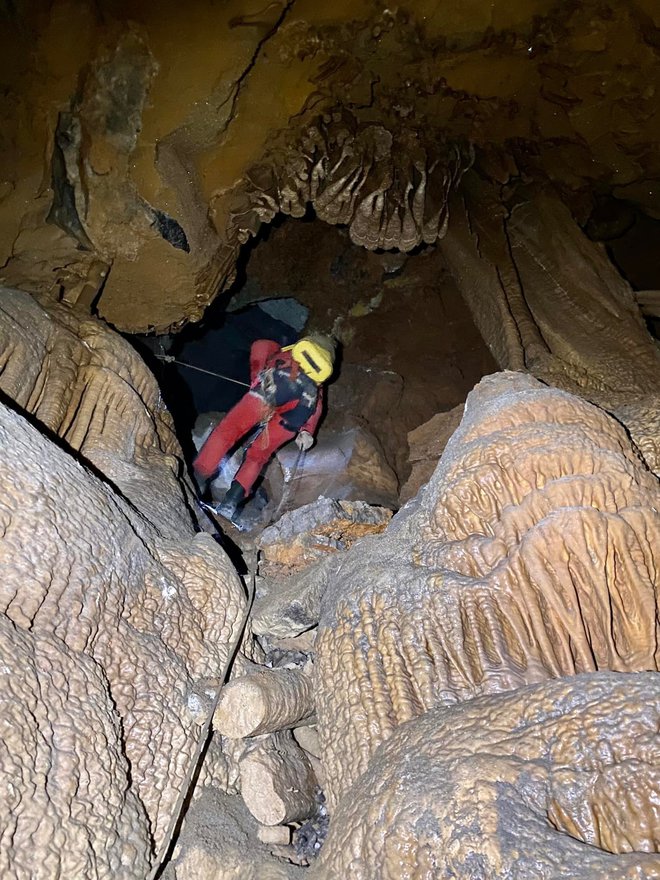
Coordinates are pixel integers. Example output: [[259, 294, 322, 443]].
[[313, 372, 660, 809], [293, 726, 321, 760], [0, 399, 245, 863], [314, 673, 660, 879], [163, 789, 302, 880], [439, 181, 660, 474], [252, 498, 391, 638], [3, 2, 660, 330], [0, 618, 151, 879], [172, 846, 293, 880], [0, 286, 193, 536], [214, 666, 315, 738], [400, 403, 465, 502], [258, 496, 392, 578], [222, 107, 470, 256], [251, 557, 336, 638], [611, 397, 660, 480], [239, 731, 318, 826], [274, 426, 399, 513], [48, 29, 158, 261], [257, 826, 291, 846]]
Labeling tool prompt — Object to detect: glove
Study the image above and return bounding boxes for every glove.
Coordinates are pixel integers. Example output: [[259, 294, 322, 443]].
[[296, 430, 314, 452]]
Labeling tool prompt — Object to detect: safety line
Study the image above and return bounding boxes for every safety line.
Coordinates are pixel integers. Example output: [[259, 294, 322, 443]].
[[154, 354, 250, 387], [147, 562, 257, 879]]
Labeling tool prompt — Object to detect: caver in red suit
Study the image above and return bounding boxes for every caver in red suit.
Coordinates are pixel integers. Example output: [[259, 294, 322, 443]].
[[194, 336, 334, 521]]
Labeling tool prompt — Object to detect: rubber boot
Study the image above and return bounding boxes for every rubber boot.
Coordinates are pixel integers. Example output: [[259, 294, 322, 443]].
[[215, 479, 246, 523]]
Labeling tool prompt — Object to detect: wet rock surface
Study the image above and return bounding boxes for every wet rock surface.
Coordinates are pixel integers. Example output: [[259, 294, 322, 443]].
[[0, 290, 247, 873], [313, 372, 660, 809], [313, 673, 660, 879], [1, 2, 660, 873], [1, 309, 658, 876], [0, 286, 195, 535], [258, 497, 392, 577]]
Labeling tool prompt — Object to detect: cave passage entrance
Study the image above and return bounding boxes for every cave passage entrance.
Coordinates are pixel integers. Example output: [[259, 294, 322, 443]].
[[587, 197, 660, 342], [134, 211, 498, 503]]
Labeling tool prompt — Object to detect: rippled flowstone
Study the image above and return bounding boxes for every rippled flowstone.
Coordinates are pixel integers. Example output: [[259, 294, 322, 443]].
[[313, 673, 660, 880], [0, 291, 247, 876], [313, 372, 660, 808]]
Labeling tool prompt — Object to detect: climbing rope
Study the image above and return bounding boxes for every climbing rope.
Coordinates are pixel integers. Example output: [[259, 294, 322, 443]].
[[270, 445, 306, 524], [147, 563, 257, 879], [154, 354, 250, 388]]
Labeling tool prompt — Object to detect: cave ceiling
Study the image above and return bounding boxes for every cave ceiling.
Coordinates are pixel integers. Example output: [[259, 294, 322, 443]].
[[0, 0, 659, 332]]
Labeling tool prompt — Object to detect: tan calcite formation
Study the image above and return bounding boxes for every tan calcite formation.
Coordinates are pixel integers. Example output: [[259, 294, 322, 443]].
[[48, 29, 159, 261], [0, 617, 151, 878], [313, 371, 660, 809], [219, 108, 471, 256], [239, 731, 318, 826], [163, 788, 304, 880], [172, 846, 295, 880], [0, 395, 245, 864], [313, 673, 660, 880], [252, 497, 392, 638], [258, 497, 393, 578], [214, 666, 315, 738], [3, 1, 660, 331], [439, 180, 660, 473], [613, 398, 660, 482], [0, 286, 191, 534], [400, 403, 465, 503]]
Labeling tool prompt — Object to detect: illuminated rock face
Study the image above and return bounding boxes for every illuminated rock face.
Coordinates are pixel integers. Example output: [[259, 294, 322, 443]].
[[313, 372, 660, 809], [2, 0, 660, 332], [0, 293, 658, 877], [0, 286, 191, 533], [313, 673, 660, 880], [438, 184, 660, 475], [1, 3, 660, 874], [0, 288, 247, 874]]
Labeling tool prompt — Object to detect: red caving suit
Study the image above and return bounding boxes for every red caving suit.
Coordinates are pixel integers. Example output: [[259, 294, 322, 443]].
[[194, 339, 324, 494]]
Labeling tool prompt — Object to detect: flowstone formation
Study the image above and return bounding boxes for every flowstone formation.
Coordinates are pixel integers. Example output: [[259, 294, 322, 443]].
[[0, 288, 247, 876], [0, 286, 192, 533], [438, 181, 660, 474], [314, 673, 660, 879], [182, 371, 658, 878], [0, 289, 658, 876], [2, 0, 660, 332], [314, 371, 660, 809], [1, 2, 660, 870]]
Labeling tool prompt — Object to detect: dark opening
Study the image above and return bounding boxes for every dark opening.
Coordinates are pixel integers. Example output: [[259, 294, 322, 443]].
[[129, 211, 498, 514], [586, 196, 660, 340]]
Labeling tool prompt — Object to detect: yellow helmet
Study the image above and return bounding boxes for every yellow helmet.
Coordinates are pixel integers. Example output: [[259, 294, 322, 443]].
[[284, 335, 335, 383]]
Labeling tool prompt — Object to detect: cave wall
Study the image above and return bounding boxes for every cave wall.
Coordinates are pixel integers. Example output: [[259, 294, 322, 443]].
[[224, 218, 498, 481], [1, 5, 660, 876], [0, 287, 248, 874], [1, 0, 660, 332]]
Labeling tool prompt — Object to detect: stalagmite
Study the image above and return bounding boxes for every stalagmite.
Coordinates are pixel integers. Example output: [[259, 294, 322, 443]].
[[239, 732, 318, 826], [214, 667, 315, 738]]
